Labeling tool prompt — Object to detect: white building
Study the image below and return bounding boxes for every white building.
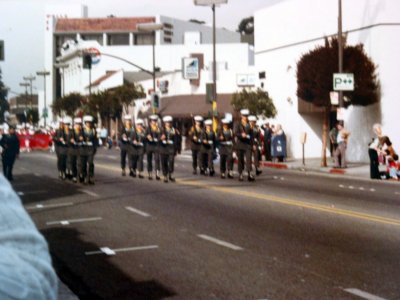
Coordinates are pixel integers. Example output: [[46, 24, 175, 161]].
[[255, 0, 400, 162]]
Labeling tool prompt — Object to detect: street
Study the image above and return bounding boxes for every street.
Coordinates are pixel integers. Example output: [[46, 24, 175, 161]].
[[12, 149, 400, 300]]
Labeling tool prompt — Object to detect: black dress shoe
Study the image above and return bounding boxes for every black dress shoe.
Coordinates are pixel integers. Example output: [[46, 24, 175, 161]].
[[139, 174, 144, 179], [156, 174, 161, 180], [248, 174, 255, 182], [169, 175, 176, 182], [193, 169, 197, 175], [228, 172, 234, 179], [256, 169, 262, 176], [122, 169, 126, 176]]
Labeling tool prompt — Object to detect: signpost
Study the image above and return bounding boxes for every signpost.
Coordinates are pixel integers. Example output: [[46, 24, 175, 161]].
[[333, 73, 354, 91], [182, 57, 199, 80]]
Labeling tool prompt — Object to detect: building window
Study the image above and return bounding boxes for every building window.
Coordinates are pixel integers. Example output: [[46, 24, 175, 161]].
[[107, 33, 129, 46], [164, 30, 173, 36], [164, 37, 172, 43], [135, 33, 154, 45], [81, 34, 103, 45], [0, 40, 4, 61], [163, 23, 173, 30]]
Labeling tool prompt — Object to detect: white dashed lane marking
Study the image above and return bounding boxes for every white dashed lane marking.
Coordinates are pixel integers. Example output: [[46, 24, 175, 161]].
[[25, 202, 74, 210], [343, 288, 387, 300], [125, 206, 151, 217], [46, 217, 102, 226], [339, 185, 376, 192], [85, 245, 159, 256], [197, 234, 243, 251], [80, 189, 100, 197]]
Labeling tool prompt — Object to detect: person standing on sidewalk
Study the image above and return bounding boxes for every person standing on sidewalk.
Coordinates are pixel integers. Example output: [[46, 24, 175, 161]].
[[262, 121, 272, 161], [368, 123, 393, 179], [0, 125, 20, 181], [334, 122, 350, 168], [249, 116, 262, 176]]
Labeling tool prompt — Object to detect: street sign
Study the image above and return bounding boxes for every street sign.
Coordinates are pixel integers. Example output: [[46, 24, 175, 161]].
[[182, 57, 199, 80], [333, 73, 354, 91], [330, 91, 339, 105]]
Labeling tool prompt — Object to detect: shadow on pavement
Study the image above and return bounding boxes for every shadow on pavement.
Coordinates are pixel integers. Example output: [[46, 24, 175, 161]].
[[42, 227, 176, 300], [11, 174, 85, 205]]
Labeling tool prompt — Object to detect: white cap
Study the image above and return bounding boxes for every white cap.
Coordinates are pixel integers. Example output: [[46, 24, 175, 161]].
[[74, 117, 82, 124], [136, 118, 144, 125], [83, 115, 94, 123], [249, 115, 257, 122], [240, 109, 250, 116], [124, 115, 132, 121], [163, 115, 173, 123], [256, 119, 264, 127], [221, 118, 230, 124], [194, 115, 203, 122], [204, 119, 212, 126], [63, 116, 72, 124], [149, 114, 158, 121]]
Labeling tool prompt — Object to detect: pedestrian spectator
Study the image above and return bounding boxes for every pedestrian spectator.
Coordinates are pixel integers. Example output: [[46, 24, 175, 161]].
[[368, 123, 393, 179], [271, 124, 287, 162], [0, 125, 20, 181], [387, 154, 400, 180], [0, 174, 58, 299], [329, 124, 338, 158], [334, 122, 350, 168], [100, 126, 108, 147], [262, 121, 272, 161]]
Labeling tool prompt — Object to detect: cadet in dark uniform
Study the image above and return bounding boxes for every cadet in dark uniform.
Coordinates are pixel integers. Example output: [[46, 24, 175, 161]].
[[130, 119, 146, 179], [188, 115, 204, 175], [0, 125, 20, 181], [160, 116, 179, 183], [81, 115, 97, 184], [249, 116, 262, 176], [217, 118, 234, 179], [146, 115, 161, 180], [59, 117, 71, 180], [120, 115, 133, 176], [234, 109, 255, 182], [201, 119, 216, 176], [68, 118, 83, 183], [53, 120, 64, 179]]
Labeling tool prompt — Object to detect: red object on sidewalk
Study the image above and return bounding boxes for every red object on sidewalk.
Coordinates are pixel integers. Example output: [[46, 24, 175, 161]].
[[18, 134, 53, 151]]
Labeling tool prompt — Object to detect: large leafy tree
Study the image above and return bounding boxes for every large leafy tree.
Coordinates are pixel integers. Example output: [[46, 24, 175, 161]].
[[0, 68, 10, 123], [297, 37, 378, 166], [231, 88, 277, 118], [237, 16, 254, 35], [111, 82, 145, 114], [52, 92, 84, 117]]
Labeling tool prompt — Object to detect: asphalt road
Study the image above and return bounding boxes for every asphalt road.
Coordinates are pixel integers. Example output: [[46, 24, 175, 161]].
[[10, 149, 400, 300]]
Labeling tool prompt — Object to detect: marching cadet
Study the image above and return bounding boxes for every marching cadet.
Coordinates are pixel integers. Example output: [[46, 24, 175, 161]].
[[130, 118, 146, 179], [53, 120, 64, 179], [0, 125, 20, 181], [249, 116, 263, 176], [146, 115, 161, 180], [59, 117, 71, 180], [68, 118, 83, 183], [188, 115, 204, 175], [81, 115, 97, 184], [160, 115, 179, 183], [120, 115, 133, 176], [234, 109, 255, 182], [201, 119, 216, 176], [217, 118, 234, 179]]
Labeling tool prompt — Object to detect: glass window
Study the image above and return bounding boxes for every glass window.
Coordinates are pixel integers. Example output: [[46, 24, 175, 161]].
[[135, 34, 154, 45], [107, 33, 129, 46], [81, 34, 103, 45]]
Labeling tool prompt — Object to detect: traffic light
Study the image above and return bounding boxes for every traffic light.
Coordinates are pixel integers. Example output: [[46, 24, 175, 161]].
[[206, 83, 214, 104], [83, 54, 92, 69], [152, 93, 160, 109]]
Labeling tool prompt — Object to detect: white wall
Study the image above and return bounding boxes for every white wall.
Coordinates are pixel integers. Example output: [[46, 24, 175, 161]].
[[255, 0, 400, 162]]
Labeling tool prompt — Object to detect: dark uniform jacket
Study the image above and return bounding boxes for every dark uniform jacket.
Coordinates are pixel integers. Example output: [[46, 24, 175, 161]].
[[188, 125, 203, 151], [130, 128, 146, 154], [0, 134, 20, 158], [146, 125, 161, 151], [234, 121, 253, 150], [159, 127, 179, 155], [120, 127, 133, 145], [217, 127, 234, 155], [82, 127, 98, 153], [201, 129, 216, 153]]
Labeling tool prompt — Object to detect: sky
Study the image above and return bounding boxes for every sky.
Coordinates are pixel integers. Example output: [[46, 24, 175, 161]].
[[68, 0, 269, 31]]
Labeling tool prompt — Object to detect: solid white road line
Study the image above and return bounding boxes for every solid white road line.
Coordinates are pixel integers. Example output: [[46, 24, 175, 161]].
[[25, 202, 74, 210], [343, 288, 387, 300], [85, 245, 158, 256], [46, 217, 102, 226], [80, 189, 100, 197], [125, 206, 151, 217], [197, 234, 243, 251]]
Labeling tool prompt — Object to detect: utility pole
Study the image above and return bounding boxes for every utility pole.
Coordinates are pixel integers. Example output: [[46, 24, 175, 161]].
[[23, 75, 36, 109], [338, 0, 344, 108], [36, 70, 50, 127]]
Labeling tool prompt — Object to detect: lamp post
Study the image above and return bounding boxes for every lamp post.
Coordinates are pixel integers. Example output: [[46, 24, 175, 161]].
[[194, 0, 228, 130], [19, 82, 30, 111], [36, 70, 50, 127], [23, 75, 36, 109], [137, 22, 164, 113], [54, 63, 69, 98], [338, 0, 344, 108]]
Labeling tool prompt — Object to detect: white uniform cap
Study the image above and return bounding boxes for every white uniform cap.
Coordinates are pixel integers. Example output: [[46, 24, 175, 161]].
[[74, 117, 82, 124], [240, 109, 250, 116], [136, 118, 144, 125], [83, 115, 94, 123], [63, 116, 72, 124], [204, 119, 212, 126], [248, 115, 257, 122], [221, 118, 230, 124], [194, 115, 204, 122], [149, 114, 158, 121], [163, 116, 173, 123], [256, 120, 264, 127], [124, 115, 132, 121]]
